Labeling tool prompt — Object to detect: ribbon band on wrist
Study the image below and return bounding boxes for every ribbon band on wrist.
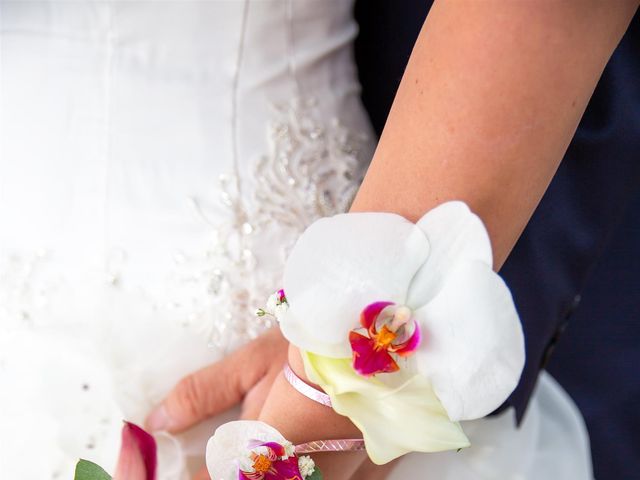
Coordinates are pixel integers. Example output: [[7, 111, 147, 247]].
[[283, 363, 332, 408]]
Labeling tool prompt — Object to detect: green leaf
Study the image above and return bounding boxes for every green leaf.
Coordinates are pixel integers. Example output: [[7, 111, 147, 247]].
[[307, 467, 323, 480], [74, 459, 112, 480]]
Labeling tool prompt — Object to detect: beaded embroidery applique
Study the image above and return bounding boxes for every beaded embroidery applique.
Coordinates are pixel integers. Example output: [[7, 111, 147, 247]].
[[202, 97, 368, 349]]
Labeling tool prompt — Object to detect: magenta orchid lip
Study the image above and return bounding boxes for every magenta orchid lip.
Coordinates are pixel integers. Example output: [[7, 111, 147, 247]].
[[349, 301, 422, 376], [238, 441, 301, 480]]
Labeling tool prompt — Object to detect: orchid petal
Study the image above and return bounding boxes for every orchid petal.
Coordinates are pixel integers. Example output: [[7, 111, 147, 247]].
[[260, 442, 285, 458], [114, 422, 157, 480], [265, 456, 302, 480], [414, 260, 525, 421], [206, 421, 287, 480], [240, 470, 263, 480], [406, 201, 492, 308], [349, 331, 399, 376], [281, 213, 430, 357], [391, 321, 422, 357], [303, 352, 470, 465], [278, 308, 348, 358], [360, 301, 394, 331]]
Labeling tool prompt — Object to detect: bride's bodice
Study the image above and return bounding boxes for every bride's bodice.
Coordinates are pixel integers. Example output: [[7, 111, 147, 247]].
[[0, 2, 374, 478], [0, 0, 374, 343]]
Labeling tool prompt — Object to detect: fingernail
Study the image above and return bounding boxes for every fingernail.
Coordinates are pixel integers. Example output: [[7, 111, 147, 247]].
[[146, 405, 170, 432]]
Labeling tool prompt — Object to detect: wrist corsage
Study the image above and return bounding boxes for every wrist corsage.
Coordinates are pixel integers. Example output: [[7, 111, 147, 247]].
[[207, 201, 525, 475], [272, 201, 525, 464]]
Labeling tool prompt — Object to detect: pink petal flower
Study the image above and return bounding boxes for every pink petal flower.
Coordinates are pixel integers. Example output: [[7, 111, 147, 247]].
[[349, 331, 399, 376], [114, 422, 157, 480]]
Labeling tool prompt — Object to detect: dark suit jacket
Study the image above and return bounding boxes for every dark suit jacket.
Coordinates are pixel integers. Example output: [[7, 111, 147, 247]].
[[353, 2, 640, 478]]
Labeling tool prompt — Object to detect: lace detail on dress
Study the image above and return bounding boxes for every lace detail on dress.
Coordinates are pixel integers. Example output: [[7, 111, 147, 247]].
[[0, 98, 368, 354], [0, 250, 57, 329], [203, 97, 367, 349], [254, 97, 364, 232]]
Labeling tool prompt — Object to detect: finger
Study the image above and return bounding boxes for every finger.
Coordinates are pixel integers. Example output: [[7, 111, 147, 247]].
[[193, 466, 210, 480], [240, 367, 281, 420], [146, 340, 269, 433]]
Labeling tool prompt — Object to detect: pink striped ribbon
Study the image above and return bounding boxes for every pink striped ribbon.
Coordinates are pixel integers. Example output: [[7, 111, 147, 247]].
[[295, 439, 366, 455], [283, 364, 333, 408], [283, 365, 366, 454]]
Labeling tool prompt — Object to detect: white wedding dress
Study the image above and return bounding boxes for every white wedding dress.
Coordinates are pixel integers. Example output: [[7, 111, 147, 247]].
[[0, 1, 592, 479]]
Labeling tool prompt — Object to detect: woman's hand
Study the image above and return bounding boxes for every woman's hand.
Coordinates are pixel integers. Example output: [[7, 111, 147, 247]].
[[145, 327, 288, 479]]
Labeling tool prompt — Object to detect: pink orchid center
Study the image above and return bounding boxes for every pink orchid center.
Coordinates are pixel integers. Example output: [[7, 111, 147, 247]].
[[251, 453, 272, 474], [239, 442, 302, 480], [373, 305, 413, 348], [240, 445, 277, 479], [387, 305, 411, 333], [373, 324, 397, 350], [350, 303, 422, 376]]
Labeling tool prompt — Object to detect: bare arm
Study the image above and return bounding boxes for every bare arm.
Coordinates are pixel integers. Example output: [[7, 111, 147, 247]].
[[258, 1, 638, 479], [352, 0, 638, 269]]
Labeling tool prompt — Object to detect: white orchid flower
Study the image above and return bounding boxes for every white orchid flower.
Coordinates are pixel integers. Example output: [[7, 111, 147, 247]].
[[206, 421, 304, 480], [279, 201, 525, 462]]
